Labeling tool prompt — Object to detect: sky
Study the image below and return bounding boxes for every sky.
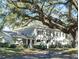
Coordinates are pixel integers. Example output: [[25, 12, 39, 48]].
[[3, 26, 11, 31]]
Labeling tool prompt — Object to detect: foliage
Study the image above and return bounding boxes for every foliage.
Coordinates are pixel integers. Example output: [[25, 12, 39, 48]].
[[0, 43, 17, 48], [33, 44, 47, 50], [63, 44, 72, 48], [9, 44, 17, 48], [0, 0, 77, 30], [0, 47, 24, 56], [0, 42, 9, 47], [23, 44, 28, 48], [62, 48, 78, 54], [49, 44, 56, 48]]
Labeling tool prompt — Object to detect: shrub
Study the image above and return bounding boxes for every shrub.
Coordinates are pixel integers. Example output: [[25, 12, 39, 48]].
[[9, 44, 17, 48], [40, 45, 47, 50], [33, 44, 47, 50], [57, 43, 62, 48], [49, 43, 63, 48], [49, 44, 56, 48], [0, 42, 3, 47], [0, 43, 9, 47], [63, 44, 72, 48], [23, 44, 28, 48]]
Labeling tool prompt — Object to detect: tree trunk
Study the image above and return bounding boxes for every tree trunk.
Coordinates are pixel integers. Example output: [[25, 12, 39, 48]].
[[29, 39, 33, 48], [71, 31, 76, 48]]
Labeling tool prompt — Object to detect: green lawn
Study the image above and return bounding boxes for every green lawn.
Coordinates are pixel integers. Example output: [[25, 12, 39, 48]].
[[0, 47, 77, 56], [0, 47, 24, 56]]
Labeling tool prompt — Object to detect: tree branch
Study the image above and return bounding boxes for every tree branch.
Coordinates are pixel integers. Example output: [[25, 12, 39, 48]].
[[72, 0, 78, 10], [10, 0, 78, 34]]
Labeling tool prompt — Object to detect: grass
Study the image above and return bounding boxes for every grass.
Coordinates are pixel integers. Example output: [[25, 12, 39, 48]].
[[0, 47, 77, 56], [0, 47, 48, 56], [62, 48, 78, 54], [48, 48, 69, 51], [47, 48, 78, 55], [0, 47, 24, 56], [22, 48, 48, 54]]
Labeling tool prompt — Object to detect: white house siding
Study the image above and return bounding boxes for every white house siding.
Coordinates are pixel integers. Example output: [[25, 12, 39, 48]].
[[33, 28, 73, 48]]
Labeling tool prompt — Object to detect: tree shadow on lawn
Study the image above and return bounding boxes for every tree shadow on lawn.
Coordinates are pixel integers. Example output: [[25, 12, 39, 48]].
[[23, 51, 78, 59], [0, 51, 77, 59], [0, 48, 78, 59]]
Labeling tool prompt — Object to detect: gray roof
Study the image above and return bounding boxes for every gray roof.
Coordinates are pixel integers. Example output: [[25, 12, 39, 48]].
[[3, 31, 17, 37], [3, 25, 62, 38], [17, 27, 35, 37]]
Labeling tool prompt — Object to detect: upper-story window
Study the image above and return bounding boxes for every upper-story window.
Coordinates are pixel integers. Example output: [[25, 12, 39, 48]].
[[65, 34, 68, 38], [43, 30, 46, 35], [37, 31, 41, 35], [56, 32, 58, 37], [46, 31, 51, 36], [62, 33, 65, 37], [37, 29, 43, 35], [51, 32, 55, 37]]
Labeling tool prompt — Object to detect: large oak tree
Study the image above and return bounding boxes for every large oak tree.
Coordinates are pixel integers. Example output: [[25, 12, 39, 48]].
[[0, 0, 78, 47]]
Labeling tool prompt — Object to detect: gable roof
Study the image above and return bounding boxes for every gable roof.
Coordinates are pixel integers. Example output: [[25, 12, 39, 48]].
[[17, 27, 35, 37], [3, 25, 63, 39]]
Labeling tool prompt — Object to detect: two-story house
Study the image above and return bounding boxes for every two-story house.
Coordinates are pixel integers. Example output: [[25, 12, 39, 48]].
[[2, 25, 73, 48]]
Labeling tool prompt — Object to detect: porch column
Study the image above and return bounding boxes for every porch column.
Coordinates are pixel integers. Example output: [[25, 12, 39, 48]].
[[34, 40, 37, 45], [26, 39, 28, 45], [29, 39, 33, 48]]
